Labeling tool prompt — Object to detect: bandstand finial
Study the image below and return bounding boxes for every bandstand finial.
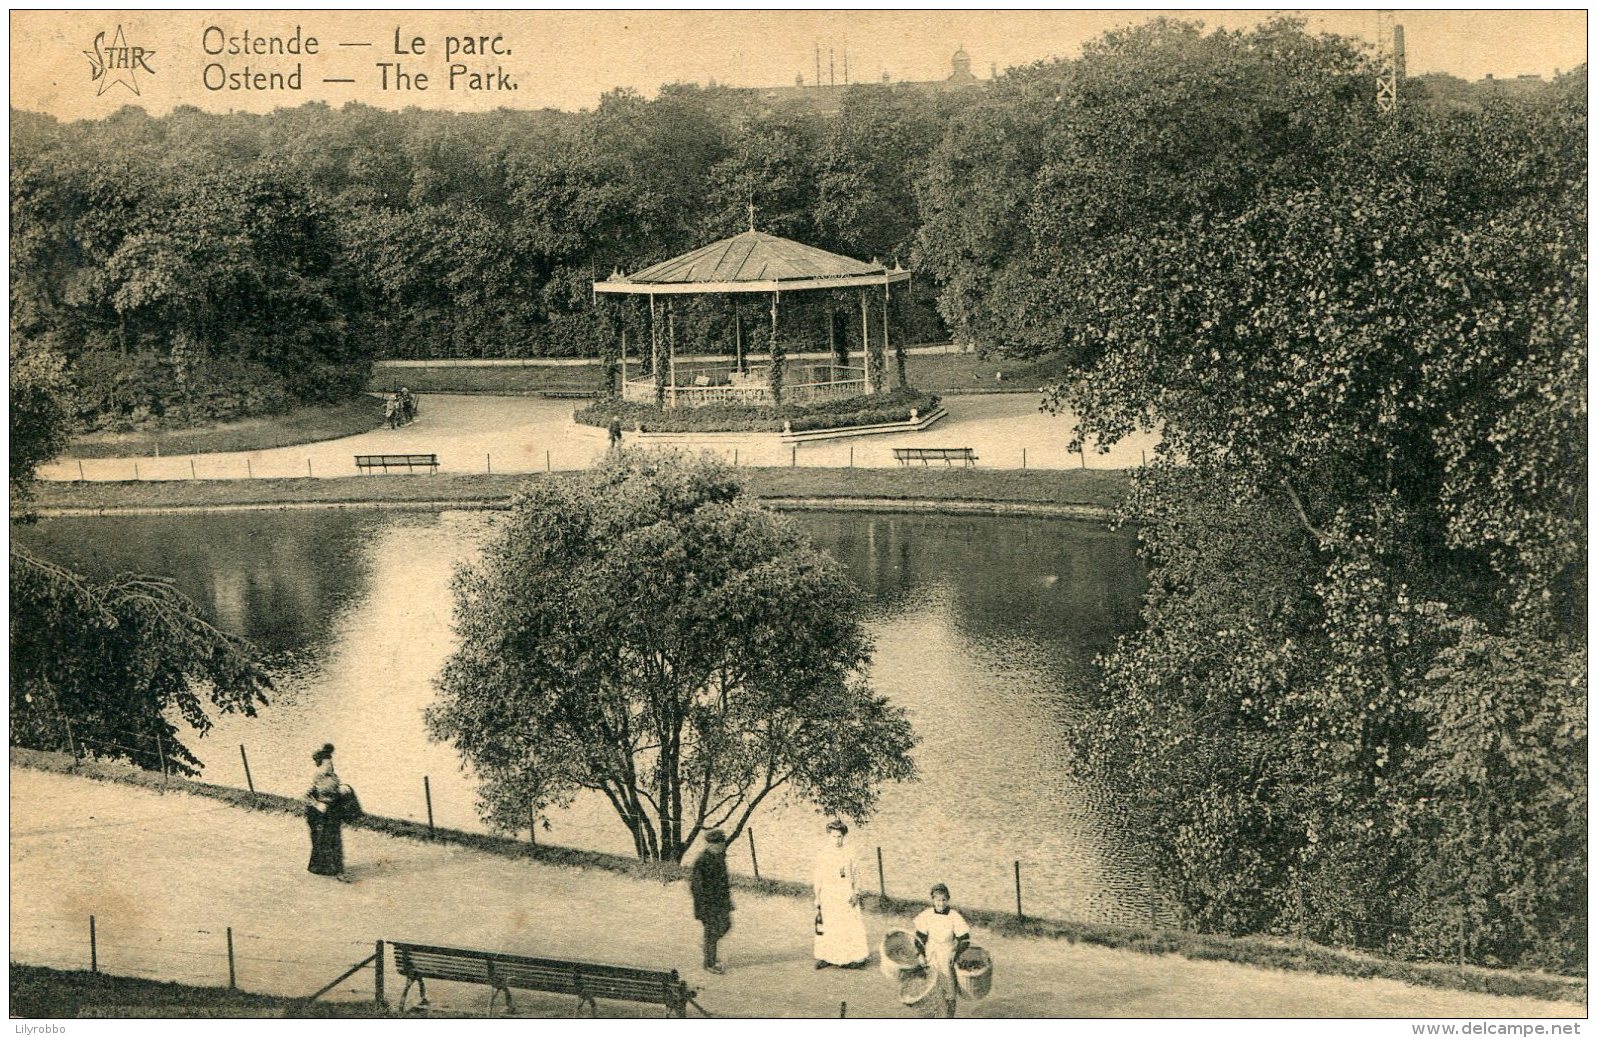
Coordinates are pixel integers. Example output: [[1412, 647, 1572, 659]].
[[747, 201, 756, 232]]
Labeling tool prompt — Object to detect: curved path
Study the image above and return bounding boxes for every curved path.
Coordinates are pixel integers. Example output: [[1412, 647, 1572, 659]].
[[40, 394, 1159, 482], [11, 766, 1581, 1019]]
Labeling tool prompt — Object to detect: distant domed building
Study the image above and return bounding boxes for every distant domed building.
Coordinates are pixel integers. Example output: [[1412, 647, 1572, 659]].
[[948, 46, 976, 85]]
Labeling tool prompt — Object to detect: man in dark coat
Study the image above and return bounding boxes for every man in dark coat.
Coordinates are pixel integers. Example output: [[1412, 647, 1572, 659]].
[[690, 829, 733, 974]]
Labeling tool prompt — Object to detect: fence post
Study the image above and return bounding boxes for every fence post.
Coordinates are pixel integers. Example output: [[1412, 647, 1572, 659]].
[[239, 744, 255, 793], [487, 453, 492, 474], [191, 459, 197, 480], [90, 915, 98, 973], [840, 1001, 848, 1018], [734, 448, 739, 467], [876, 846, 886, 900], [374, 939, 386, 1006], [78, 459, 86, 482], [1014, 860, 1024, 923], [155, 731, 169, 789], [546, 449, 552, 473], [1079, 449, 1086, 470], [1141, 449, 1147, 467], [1022, 448, 1027, 469], [65, 718, 78, 763], [307, 458, 313, 477], [791, 446, 797, 467], [748, 828, 760, 881], [227, 926, 237, 989], [246, 458, 253, 479], [134, 461, 140, 480], [424, 776, 435, 832]]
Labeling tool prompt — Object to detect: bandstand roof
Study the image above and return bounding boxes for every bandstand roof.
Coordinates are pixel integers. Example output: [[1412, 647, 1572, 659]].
[[594, 230, 911, 296]]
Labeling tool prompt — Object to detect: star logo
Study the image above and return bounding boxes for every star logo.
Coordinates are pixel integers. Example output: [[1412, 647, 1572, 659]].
[[85, 26, 156, 97]]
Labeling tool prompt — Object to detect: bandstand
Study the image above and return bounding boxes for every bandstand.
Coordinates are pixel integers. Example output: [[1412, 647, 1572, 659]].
[[593, 229, 911, 409]]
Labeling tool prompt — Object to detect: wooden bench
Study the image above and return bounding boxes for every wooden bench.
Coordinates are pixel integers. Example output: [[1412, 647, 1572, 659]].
[[390, 941, 704, 1018], [893, 446, 978, 468], [541, 389, 599, 399], [355, 453, 439, 474]]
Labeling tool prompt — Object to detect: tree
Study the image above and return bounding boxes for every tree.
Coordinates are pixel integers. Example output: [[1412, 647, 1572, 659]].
[[427, 451, 917, 861], [10, 549, 273, 775], [10, 340, 74, 513], [1048, 71, 1585, 968], [915, 18, 1368, 358]]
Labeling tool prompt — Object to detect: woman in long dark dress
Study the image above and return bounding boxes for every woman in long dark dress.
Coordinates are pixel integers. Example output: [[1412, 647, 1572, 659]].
[[305, 743, 350, 882]]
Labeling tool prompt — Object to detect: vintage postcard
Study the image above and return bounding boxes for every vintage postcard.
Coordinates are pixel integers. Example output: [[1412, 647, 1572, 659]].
[[8, 9, 1587, 1031]]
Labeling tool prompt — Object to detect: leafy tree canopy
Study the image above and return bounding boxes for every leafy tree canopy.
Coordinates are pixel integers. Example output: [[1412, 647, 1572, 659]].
[[10, 549, 273, 776], [428, 451, 917, 861]]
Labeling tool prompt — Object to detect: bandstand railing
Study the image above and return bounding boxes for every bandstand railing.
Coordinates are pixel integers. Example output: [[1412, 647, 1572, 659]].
[[621, 365, 869, 408]]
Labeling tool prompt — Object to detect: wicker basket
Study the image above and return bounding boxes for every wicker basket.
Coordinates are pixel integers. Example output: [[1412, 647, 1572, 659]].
[[898, 965, 939, 1007], [954, 946, 993, 1000], [879, 929, 921, 981]]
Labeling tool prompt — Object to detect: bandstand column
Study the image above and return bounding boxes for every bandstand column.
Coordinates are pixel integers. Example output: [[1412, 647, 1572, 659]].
[[860, 289, 873, 394], [883, 281, 896, 387], [668, 300, 677, 408], [650, 292, 665, 409], [769, 290, 782, 406]]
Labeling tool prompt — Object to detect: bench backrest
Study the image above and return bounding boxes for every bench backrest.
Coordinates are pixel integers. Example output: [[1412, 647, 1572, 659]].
[[355, 454, 438, 465], [391, 941, 686, 1006], [894, 447, 972, 457]]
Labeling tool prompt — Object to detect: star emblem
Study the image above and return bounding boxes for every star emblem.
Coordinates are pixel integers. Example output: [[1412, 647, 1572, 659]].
[[84, 26, 155, 97]]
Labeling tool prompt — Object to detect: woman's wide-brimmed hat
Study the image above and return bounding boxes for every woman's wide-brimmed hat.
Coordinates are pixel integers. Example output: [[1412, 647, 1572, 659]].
[[704, 829, 728, 846], [312, 743, 335, 764], [826, 819, 849, 835]]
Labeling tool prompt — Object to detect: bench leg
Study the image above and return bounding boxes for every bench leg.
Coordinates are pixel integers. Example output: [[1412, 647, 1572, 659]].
[[399, 976, 429, 1011], [575, 993, 598, 1017]]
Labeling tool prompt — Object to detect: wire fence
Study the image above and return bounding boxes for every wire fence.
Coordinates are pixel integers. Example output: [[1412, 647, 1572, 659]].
[[37, 722, 1490, 974], [10, 910, 385, 1006]]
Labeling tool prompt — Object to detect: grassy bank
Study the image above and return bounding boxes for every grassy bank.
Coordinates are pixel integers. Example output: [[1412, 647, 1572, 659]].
[[10, 964, 392, 1019], [365, 352, 1069, 398], [370, 364, 599, 395], [26, 467, 1132, 515], [68, 398, 386, 459], [12, 749, 1582, 1006]]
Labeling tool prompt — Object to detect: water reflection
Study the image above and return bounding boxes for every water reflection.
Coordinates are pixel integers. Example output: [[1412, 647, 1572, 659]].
[[15, 507, 1150, 923], [14, 510, 379, 658]]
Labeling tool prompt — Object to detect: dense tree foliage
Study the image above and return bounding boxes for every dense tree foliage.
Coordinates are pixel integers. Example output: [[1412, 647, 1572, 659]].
[[916, 20, 1586, 970], [13, 86, 956, 433], [427, 451, 917, 861], [10, 549, 273, 775], [9, 341, 74, 513]]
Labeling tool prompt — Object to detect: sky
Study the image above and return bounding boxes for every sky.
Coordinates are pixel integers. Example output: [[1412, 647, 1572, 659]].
[[9, 8, 1589, 120]]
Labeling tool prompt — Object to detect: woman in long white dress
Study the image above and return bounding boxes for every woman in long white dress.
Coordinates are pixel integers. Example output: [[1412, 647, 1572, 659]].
[[811, 820, 870, 968]]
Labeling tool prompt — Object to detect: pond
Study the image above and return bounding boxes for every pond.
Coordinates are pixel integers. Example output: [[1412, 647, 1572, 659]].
[[15, 507, 1151, 925]]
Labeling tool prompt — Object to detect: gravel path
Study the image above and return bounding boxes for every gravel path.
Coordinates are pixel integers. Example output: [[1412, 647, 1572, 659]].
[[11, 767, 1582, 1019], [39, 394, 1157, 482]]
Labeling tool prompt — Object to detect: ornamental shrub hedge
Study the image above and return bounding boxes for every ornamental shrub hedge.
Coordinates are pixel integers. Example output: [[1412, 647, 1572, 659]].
[[575, 387, 940, 434]]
